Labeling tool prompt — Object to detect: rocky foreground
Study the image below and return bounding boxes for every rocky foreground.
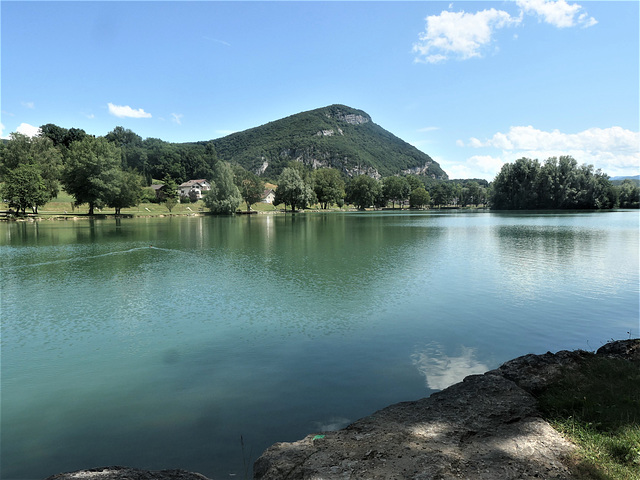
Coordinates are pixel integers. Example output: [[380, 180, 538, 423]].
[[46, 339, 639, 480]]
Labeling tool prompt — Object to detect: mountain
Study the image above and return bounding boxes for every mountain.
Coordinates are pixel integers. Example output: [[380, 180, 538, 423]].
[[211, 104, 448, 180]]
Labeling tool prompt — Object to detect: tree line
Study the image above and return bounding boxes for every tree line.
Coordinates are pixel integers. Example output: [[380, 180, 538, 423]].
[[1, 123, 637, 215], [490, 156, 638, 210]]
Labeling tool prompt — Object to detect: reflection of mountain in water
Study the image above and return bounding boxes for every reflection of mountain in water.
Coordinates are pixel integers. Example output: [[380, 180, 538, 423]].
[[412, 343, 489, 390]]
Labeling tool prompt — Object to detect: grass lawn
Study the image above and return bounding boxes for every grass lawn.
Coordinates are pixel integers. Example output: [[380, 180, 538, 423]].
[[1, 190, 353, 218], [537, 354, 640, 480]]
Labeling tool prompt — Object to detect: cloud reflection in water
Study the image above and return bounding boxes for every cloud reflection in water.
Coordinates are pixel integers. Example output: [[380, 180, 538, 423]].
[[412, 343, 489, 391]]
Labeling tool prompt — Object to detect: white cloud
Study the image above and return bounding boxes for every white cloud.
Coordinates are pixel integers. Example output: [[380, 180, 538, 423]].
[[108, 102, 152, 119], [0, 123, 7, 140], [171, 113, 184, 125], [516, 0, 597, 28], [470, 125, 639, 154], [16, 123, 41, 137], [21, 101, 35, 109], [413, 8, 521, 63], [203, 36, 231, 47], [464, 125, 640, 178], [415, 1, 596, 63], [418, 126, 440, 133]]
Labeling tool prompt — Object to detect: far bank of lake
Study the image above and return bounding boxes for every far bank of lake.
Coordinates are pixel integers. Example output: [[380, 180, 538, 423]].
[[2, 210, 638, 479]]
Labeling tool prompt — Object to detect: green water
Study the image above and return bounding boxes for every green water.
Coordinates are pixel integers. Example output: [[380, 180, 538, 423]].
[[2, 211, 638, 479]]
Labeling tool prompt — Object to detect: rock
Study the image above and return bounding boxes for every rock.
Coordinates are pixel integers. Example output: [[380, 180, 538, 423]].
[[44, 466, 211, 480], [596, 338, 640, 360], [254, 374, 574, 479], [254, 340, 640, 480], [43, 341, 639, 480]]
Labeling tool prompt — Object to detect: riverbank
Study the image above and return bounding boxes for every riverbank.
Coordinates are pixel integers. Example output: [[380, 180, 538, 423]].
[[43, 339, 639, 480]]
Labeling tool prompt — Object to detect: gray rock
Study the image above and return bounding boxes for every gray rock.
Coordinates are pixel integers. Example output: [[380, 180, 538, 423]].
[[44, 466, 211, 480], [254, 339, 640, 480], [596, 338, 640, 360]]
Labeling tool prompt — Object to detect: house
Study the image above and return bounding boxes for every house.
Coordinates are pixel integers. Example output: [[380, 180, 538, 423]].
[[262, 188, 276, 204], [150, 184, 172, 201], [178, 180, 211, 200]]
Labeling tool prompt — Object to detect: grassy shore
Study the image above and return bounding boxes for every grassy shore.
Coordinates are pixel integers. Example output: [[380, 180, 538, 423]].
[[0, 193, 358, 219], [537, 354, 640, 480]]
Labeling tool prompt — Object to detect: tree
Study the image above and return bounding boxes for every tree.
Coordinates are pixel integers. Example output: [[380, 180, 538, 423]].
[[0, 132, 63, 208], [40, 124, 87, 150], [410, 187, 430, 209], [234, 166, 265, 212], [105, 126, 150, 184], [618, 179, 640, 208], [274, 167, 314, 212], [491, 156, 617, 210], [160, 175, 179, 211], [346, 175, 382, 210], [203, 161, 242, 214], [463, 181, 481, 206], [382, 176, 411, 209], [105, 169, 143, 215], [164, 197, 178, 213], [313, 168, 345, 209], [0, 164, 50, 214], [430, 182, 453, 207], [61, 136, 122, 215], [406, 175, 423, 191]]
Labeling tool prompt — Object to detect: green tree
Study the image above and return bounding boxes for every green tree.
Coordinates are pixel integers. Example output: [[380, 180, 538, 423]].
[[105, 126, 150, 184], [463, 181, 481, 206], [0, 164, 50, 214], [406, 175, 424, 191], [160, 175, 179, 211], [0, 133, 63, 206], [382, 176, 411, 209], [410, 187, 431, 209], [492, 156, 616, 210], [61, 136, 122, 215], [274, 167, 314, 212], [105, 169, 143, 215], [234, 166, 265, 212], [164, 196, 178, 213], [430, 182, 453, 207], [313, 168, 345, 209], [618, 179, 640, 208], [346, 175, 382, 210], [203, 161, 242, 214]]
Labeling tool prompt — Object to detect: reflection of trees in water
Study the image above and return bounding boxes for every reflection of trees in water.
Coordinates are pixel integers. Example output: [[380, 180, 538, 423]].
[[412, 342, 489, 391], [492, 221, 630, 300]]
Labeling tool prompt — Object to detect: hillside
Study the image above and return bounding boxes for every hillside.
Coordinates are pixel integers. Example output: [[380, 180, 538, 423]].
[[211, 104, 448, 180]]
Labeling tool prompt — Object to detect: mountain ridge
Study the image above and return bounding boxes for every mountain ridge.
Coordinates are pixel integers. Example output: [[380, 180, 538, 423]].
[[210, 104, 448, 180]]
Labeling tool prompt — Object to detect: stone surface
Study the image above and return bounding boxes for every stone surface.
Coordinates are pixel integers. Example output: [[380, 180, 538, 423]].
[[254, 375, 574, 480], [254, 339, 640, 480], [44, 466, 210, 480], [43, 340, 639, 480]]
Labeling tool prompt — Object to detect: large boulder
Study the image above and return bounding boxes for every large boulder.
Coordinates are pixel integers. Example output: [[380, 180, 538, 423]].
[[254, 339, 640, 480]]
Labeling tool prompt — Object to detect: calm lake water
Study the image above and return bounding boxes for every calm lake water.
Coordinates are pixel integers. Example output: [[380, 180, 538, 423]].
[[2, 211, 639, 479]]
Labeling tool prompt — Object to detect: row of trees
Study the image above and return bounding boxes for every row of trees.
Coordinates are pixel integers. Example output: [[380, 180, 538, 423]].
[[1, 124, 637, 215], [490, 156, 638, 210], [0, 131, 257, 215], [271, 163, 489, 211]]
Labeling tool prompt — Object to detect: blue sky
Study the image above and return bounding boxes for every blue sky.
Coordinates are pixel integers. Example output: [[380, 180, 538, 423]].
[[2, 1, 638, 180]]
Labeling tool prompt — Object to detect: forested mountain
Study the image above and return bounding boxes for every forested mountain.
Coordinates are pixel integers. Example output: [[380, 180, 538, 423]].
[[209, 104, 448, 180]]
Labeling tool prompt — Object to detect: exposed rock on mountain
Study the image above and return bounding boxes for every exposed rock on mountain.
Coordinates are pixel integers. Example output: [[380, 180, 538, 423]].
[[212, 104, 448, 180]]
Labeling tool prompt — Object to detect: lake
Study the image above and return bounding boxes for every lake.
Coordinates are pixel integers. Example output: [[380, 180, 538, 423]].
[[1, 211, 638, 479]]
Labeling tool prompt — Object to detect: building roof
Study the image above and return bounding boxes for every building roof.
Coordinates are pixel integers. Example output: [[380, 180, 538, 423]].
[[179, 179, 209, 188]]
